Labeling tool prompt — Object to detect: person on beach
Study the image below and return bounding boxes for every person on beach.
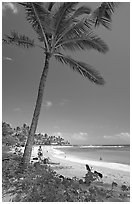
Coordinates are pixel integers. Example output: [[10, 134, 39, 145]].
[[86, 164, 91, 172], [38, 145, 43, 162]]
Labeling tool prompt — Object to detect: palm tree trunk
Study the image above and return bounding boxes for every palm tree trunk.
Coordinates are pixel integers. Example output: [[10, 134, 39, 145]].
[[22, 53, 51, 167]]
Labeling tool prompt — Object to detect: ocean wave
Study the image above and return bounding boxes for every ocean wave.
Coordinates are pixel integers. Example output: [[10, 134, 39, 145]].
[[52, 148, 65, 155], [79, 145, 124, 148], [52, 145, 74, 148]]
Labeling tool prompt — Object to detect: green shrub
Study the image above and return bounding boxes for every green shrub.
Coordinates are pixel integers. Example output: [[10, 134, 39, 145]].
[[4, 155, 128, 202], [3, 157, 99, 202]]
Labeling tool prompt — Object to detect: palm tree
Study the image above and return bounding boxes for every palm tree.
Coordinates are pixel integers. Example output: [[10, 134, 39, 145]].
[[3, 2, 118, 167]]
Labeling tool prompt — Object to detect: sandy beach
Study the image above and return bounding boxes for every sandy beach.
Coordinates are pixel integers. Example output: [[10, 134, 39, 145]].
[[2, 145, 130, 202], [31, 145, 130, 187]]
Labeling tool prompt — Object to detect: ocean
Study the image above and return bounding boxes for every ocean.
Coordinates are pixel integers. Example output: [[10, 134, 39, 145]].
[[53, 145, 130, 172]]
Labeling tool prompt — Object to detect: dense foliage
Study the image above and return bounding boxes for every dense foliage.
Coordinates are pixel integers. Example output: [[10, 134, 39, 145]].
[[2, 153, 130, 202], [3, 155, 95, 202], [2, 121, 70, 146], [3, 151, 130, 201]]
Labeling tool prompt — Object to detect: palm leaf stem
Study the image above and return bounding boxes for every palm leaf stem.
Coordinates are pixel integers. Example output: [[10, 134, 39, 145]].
[[3, 35, 45, 52], [55, 36, 108, 54], [31, 3, 49, 52], [3, 36, 34, 48], [53, 19, 87, 50], [54, 52, 105, 85], [54, 52, 91, 78], [54, 3, 78, 38]]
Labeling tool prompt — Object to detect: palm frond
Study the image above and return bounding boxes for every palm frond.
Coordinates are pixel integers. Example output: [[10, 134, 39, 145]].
[[47, 2, 55, 11], [53, 2, 78, 38], [55, 33, 109, 53], [54, 18, 92, 48], [19, 3, 51, 49], [3, 31, 35, 48], [54, 6, 92, 42], [73, 6, 91, 18], [91, 2, 119, 29], [54, 53, 105, 85], [102, 2, 119, 14]]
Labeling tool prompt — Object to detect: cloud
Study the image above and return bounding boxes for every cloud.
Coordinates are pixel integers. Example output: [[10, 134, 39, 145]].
[[80, 132, 88, 136], [59, 99, 70, 106], [2, 3, 18, 14], [51, 132, 63, 137], [104, 132, 130, 141], [42, 101, 52, 110], [71, 132, 88, 141], [118, 132, 130, 138], [3, 57, 13, 61]]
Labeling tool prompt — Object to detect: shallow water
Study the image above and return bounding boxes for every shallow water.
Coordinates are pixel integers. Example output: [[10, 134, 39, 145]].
[[55, 145, 130, 165]]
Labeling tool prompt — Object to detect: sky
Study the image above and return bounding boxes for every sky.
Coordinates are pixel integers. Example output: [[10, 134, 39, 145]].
[[2, 2, 130, 145]]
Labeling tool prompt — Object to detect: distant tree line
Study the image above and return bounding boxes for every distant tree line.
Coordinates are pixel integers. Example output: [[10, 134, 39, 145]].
[[2, 121, 70, 147]]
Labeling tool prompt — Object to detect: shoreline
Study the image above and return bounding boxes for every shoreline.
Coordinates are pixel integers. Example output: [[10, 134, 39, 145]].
[[52, 147, 130, 172], [31, 145, 130, 186]]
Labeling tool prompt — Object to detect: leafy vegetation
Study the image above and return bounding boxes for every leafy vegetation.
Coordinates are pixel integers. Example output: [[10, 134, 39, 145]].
[[2, 121, 70, 147], [2, 152, 130, 202]]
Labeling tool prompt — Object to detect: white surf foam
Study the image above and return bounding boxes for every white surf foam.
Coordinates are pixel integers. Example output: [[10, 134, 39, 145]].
[[80, 145, 123, 148], [52, 148, 65, 155]]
